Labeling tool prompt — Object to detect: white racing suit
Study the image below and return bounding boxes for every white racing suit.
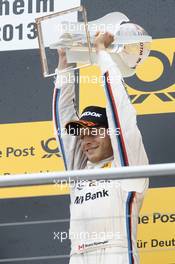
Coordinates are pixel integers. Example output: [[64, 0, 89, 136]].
[[53, 50, 149, 264]]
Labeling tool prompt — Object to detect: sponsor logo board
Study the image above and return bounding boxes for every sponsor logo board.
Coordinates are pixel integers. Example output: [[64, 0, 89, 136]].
[[138, 187, 175, 263], [80, 38, 175, 115], [0, 121, 64, 175]]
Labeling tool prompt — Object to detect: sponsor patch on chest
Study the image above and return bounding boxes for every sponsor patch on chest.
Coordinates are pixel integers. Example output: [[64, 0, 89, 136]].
[[74, 189, 109, 204]]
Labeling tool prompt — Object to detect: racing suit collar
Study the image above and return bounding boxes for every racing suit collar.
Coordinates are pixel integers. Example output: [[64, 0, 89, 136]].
[[86, 156, 114, 169]]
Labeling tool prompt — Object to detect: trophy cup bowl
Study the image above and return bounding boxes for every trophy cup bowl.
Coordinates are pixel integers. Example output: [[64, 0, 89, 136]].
[[36, 7, 152, 78]]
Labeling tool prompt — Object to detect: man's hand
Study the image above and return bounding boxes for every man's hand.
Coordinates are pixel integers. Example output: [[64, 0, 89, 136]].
[[94, 32, 114, 52], [57, 48, 68, 70]]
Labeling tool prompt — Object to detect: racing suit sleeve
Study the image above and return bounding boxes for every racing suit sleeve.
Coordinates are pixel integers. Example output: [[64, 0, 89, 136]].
[[97, 50, 149, 167], [96, 51, 149, 193], [52, 71, 87, 170]]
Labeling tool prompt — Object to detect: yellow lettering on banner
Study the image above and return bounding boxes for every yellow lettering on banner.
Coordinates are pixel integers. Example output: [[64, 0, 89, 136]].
[[79, 38, 175, 115], [0, 121, 64, 175]]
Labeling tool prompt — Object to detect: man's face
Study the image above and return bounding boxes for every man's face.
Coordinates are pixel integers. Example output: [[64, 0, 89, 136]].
[[80, 127, 113, 163]]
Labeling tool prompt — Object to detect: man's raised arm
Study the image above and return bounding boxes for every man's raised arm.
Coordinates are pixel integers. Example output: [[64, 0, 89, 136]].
[[52, 49, 87, 170], [94, 33, 149, 167]]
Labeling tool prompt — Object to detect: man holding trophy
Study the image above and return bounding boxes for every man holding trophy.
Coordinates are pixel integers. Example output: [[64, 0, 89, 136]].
[[34, 7, 151, 263], [52, 23, 150, 263]]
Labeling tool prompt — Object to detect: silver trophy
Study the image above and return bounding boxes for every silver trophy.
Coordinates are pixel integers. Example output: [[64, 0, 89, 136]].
[[36, 6, 152, 78]]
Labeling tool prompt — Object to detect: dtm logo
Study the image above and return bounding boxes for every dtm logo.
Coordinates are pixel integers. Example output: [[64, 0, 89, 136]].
[[41, 137, 61, 158], [74, 189, 109, 204], [81, 112, 102, 118]]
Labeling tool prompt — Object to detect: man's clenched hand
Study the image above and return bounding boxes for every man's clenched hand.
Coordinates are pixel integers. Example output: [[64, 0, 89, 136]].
[[94, 32, 114, 52]]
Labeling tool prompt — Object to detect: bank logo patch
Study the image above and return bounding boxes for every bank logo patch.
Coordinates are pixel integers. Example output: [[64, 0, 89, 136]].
[[74, 189, 109, 204]]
